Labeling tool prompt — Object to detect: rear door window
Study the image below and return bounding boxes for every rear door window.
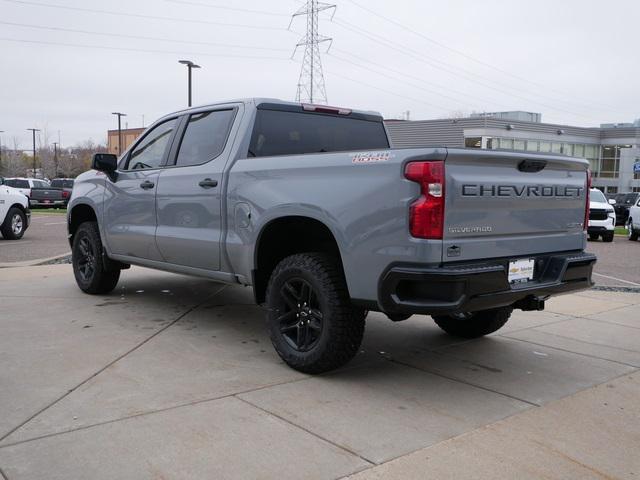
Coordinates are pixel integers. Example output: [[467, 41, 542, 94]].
[[7, 179, 29, 189], [248, 109, 389, 157], [174, 110, 235, 167]]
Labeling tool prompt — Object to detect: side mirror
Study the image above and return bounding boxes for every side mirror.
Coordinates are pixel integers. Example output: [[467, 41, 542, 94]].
[[608, 198, 616, 205], [92, 153, 118, 173]]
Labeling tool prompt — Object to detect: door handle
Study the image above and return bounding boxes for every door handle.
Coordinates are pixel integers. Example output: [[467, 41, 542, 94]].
[[198, 178, 218, 188], [140, 180, 155, 190]]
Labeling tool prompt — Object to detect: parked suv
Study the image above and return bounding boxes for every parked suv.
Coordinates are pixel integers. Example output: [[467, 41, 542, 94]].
[[627, 194, 640, 241], [588, 188, 615, 242], [612, 192, 640, 226], [67, 98, 595, 373]]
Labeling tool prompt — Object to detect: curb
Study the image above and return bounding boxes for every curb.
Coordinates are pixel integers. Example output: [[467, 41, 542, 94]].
[[0, 252, 71, 268]]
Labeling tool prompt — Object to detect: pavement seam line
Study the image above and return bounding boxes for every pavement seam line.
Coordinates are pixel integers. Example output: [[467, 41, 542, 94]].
[[509, 327, 640, 354], [583, 316, 640, 331], [384, 356, 540, 407], [0, 466, 8, 480], [337, 367, 640, 480], [0, 376, 313, 450], [235, 396, 377, 467], [0, 285, 228, 444], [499, 334, 640, 367]]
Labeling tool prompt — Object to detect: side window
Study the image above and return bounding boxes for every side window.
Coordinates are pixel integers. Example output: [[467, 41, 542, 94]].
[[125, 118, 178, 170], [175, 110, 235, 167]]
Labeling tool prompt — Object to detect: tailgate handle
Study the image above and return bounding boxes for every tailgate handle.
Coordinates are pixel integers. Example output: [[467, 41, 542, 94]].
[[518, 159, 547, 173]]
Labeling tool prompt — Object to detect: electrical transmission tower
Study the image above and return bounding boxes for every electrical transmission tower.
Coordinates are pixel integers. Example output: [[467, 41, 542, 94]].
[[290, 0, 336, 104]]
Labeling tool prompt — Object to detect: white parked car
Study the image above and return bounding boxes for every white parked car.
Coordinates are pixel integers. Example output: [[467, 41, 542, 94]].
[[627, 194, 640, 241], [0, 178, 31, 239], [3, 177, 50, 203], [588, 188, 615, 242]]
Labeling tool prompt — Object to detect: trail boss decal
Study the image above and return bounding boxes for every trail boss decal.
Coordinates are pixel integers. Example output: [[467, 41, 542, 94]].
[[351, 151, 394, 164]]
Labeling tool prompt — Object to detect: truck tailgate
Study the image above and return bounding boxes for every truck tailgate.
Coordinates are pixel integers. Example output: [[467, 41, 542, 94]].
[[442, 149, 588, 263]]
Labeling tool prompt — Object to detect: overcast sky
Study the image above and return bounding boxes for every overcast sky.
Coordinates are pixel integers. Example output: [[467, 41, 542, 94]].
[[1, 0, 639, 149]]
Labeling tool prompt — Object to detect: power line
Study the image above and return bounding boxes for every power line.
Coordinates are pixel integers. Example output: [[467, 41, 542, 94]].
[[164, 0, 289, 17], [2, 0, 289, 31], [0, 37, 292, 60], [329, 17, 604, 123], [330, 48, 514, 111], [342, 0, 620, 113], [0, 21, 290, 52]]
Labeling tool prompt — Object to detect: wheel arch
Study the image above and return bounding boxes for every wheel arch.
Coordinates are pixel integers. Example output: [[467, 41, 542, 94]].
[[68, 203, 98, 247], [252, 215, 346, 304]]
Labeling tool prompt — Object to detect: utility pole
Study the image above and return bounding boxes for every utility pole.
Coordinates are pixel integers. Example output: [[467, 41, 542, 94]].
[[178, 60, 201, 107], [27, 128, 40, 178], [111, 112, 126, 155], [53, 142, 59, 178], [290, 0, 335, 104], [0, 130, 4, 167]]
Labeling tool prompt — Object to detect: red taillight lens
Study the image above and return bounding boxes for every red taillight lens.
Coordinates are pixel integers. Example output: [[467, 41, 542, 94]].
[[583, 169, 591, 231], [62, 190, 70, 199], [404, 160, 445, 239]]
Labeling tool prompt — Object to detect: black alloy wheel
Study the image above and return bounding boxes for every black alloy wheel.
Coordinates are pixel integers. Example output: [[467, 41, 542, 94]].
[[277, 278, 324, 352]]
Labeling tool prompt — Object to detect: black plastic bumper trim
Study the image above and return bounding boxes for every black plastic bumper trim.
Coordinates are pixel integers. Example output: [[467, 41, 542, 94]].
[[378, 251, 596, 315]]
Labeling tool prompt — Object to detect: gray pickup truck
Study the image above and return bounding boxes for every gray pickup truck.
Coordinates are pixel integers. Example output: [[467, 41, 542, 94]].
[[68, 98, 595, 373]]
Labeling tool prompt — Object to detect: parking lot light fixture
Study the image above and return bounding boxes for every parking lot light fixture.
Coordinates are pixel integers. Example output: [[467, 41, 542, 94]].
[[178, 60, 201, 107]]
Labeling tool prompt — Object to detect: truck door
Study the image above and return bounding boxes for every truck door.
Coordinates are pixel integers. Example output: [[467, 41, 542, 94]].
[[155, 107, 239, 271], [104, 118, 179, 261]]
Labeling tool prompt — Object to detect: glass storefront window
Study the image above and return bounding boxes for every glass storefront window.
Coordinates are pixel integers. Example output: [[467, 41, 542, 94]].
[[562, 144, 572, 156], [574, 144, 585, 157], [551, 143, 562, 154], [539, 142, 551, 152], [465, 137, 482, 148], [526, 140, 538, 152], [513, 139, 525, 151], [499, 138, 514, 149]]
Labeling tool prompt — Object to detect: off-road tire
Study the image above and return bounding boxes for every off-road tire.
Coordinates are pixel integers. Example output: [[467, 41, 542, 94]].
[[588, 234, 599, 241], [628, 219, 639, 241], [72, 221, 120, 294], [265, 253, 366, 374], [1, 207, 27, 240], [602, 232, 614, 243], [432, 306, 513, 338]]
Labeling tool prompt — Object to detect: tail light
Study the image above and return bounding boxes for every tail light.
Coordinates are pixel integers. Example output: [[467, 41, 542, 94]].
[[583, 169, 591, 231], [62, 190, 70, 199], [404, 160, 445, 239]]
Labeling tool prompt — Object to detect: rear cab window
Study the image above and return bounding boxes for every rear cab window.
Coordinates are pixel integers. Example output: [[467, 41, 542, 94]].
[[248, 105, 389, 158]]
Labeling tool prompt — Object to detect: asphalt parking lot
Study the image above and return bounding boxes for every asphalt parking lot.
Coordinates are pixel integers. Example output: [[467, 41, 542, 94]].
[[0, 211, 68, 265], [1, 264, 639, 479]]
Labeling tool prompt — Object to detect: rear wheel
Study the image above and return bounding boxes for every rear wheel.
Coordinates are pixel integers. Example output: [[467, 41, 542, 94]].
[[1, 207, 27, 240], [265, 253, 366, 374], [72, 221, 120, 294], [588, 234, 599, 241], [432, 306, 513, 338], [602, 232, 614, 243], [628, 219, 639, 241]]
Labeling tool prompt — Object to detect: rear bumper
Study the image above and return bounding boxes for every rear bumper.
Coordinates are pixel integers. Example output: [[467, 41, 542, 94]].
[[30, 200, 66, 208], [378, 251, 596, 316]]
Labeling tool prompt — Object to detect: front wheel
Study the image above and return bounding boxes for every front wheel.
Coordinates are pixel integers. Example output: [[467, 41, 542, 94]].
[[602, 232, 614, 243], [588, 234, 599, 241], [628, 219, 639, 241], [265, 253, 366, 374], [72, 221, 120, 294], [432, 306, 513, 338], [1, 207, 27, 240]]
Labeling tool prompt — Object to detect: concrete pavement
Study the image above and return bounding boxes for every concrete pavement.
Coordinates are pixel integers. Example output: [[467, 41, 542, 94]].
[[0, 264, 639, 479]]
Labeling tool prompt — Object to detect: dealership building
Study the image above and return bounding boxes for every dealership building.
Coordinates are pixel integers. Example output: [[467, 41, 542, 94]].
[[385, 112, 640, 193]]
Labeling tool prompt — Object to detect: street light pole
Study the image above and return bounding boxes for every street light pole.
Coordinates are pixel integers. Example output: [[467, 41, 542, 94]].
[[27, 128, 40, 178], [178, 60, 201, 107], [111, 112, 127, 155], [53, 141, 59, 178], [0, 130, 4, 167]]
